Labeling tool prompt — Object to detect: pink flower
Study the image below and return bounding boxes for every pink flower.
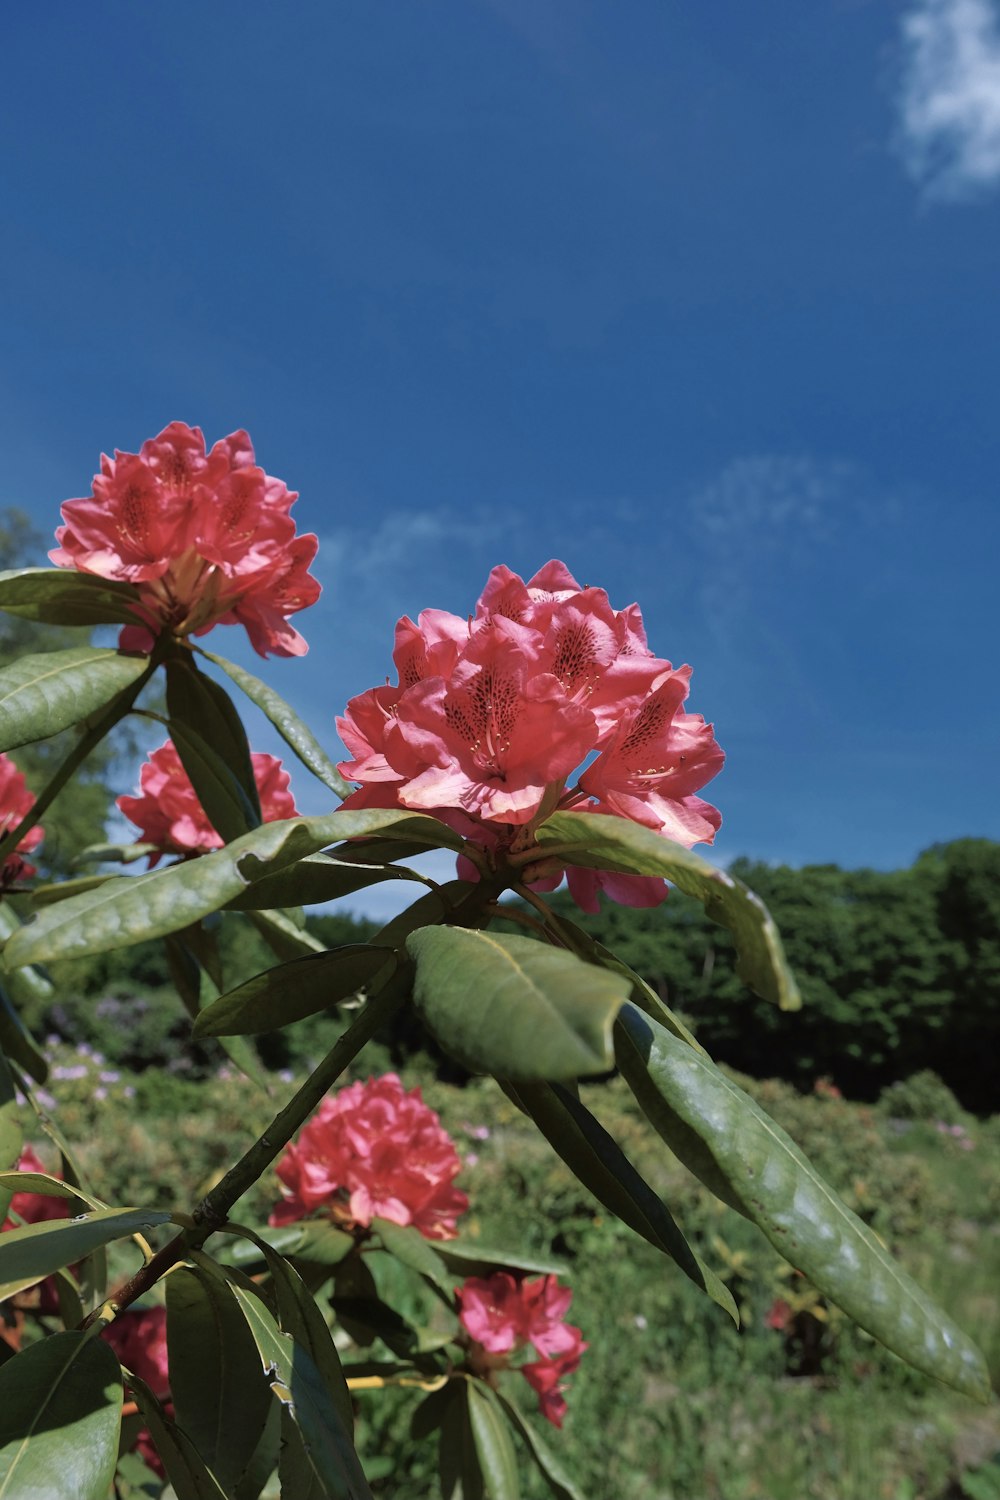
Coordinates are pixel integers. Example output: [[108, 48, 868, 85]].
[[2, 1146, 66, 1233], [336, 561, 723, 914], [102, 1305, 170, 1401], [457, 1272, 586, 1427], [51, 422, 320, 657], [118, 740, 297, 861], [269, 1073, 468, 1241], [0, 755, 44, 888]]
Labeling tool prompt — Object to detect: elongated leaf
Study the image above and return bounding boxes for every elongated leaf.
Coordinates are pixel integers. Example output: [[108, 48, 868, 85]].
[[440, 1384, 483, 1500], [536, 811, 800, 1011], [226, 854, 422, 911], [169, 719, 260, 844], [408, 928, 629, 1081], [166, 656, 262, 820], [231, 1284, 373, 1500], [467, 1382, 520, 1500], [167, 1265, 273, 1494], [4, 809, 461, 967], [433, 1241, 568, 1280], [0, 1206, 172, 1301], [126, 1368, 228, 1500], [219, 1221, 357, 1270], [31, 875, 113, 906], [0, 1171, 103, 1209], [246, 906, 329, 962], [0, 567, 143, 626], [194, 946, 393, 1038], [201, 650, 352, 799], [73, 841, 158, 865], [495, 1391, 585, 1500], [0, 646, 150, 753], [0, 1050, 21, 1214], [616, 1004, 992, 1401], [0, 1331, 122, 1500], [0, 984, 48, 1084], [373, 1218, 453, 1296], [505, 1080, 737, 1323]]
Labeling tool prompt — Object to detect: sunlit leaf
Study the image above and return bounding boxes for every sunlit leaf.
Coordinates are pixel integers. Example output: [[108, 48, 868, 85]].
[[615, 1003, 992, 1401], [0, 1331, 122, 1499], [0, 567, 143, 626], [408, 927, 629, 1081], [495, 1390, 586, 1500], [0, 646, 151, 753], [467, 1382, 520, 1500], [0, 1206, 172, 1302], [194, 946, 393, 1038], [536, 811, 800, 1010]]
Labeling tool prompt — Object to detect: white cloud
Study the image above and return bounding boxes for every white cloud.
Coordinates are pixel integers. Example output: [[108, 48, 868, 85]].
[[896, 0, 1000, 201]]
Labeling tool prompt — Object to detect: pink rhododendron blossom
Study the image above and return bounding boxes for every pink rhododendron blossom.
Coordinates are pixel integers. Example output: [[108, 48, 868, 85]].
[[102, 1305, 170, 1401], [457, 1272, 586, 1427], [336, 561, 723, 913], [118, 740, 297, 862], [0, 754, 44, 888], [2, 1146, 66, 1233], [269, 1073, 468, 1240], [51, 422, 320, 657]]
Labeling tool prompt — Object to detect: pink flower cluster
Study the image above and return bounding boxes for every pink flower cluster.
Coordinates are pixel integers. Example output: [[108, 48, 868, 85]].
[[0, 754, 43, 888], [269, 1073, 468, 1241], [51, 422, 320, 657], [458, 1272, 586, 1428], [118, 740, 297, 861], [337, 561, 723, 912]]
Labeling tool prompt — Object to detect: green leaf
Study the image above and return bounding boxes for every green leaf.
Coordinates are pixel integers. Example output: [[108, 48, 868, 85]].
[[467, 1382, 520, 1500], [200, 649, 352, 799], [125, 1368, 228, 1500], [4, 808, 461, 967], [0, 567, 143, 626], [0, 1171, 103, 1209], [372, 1218, 453, 1297], [536, 811, 801, 1011], [440, 1384, 483, 1500], [0, 646, 151, 753], [0, 1206, 172, 1301], [194, 946, 394, 1038], [433, 1240, 568, 1280], [168, 719, 260, 844], [246, 906, 329, 962], [219, 1221, 357, 1271], [0, 1331, 122, 1499], [166, 656, 262, 821], [72, 841, 158, 866], [504, 1080, 737, 1324], [0, 1050, 22, 1216], [408, 927, 629, 1081], [231, 1284, 373, 1500], [615, 1004, 992, 1401], [30, 875, 113, 906], [167, 1265, 274, 1494], [494, 1391, 586, 1500], [226, 853, 424, 911], [0, 983, 48, 1084]]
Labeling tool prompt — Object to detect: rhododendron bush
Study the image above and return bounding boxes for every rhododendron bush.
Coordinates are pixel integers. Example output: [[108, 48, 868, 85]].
[[0, 426, 990, 1500]]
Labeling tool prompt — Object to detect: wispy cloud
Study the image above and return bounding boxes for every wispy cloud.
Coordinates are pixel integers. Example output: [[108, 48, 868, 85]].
[[895, 0, 1000, 201]]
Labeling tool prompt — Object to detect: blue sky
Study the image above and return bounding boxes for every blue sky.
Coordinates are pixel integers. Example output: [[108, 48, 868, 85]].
[[2, 1, 998, 918]]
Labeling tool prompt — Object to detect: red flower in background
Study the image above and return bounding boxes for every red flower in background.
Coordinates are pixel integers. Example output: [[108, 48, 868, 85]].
[[102, 1306, 171, 1478], [118, 740, 297, 861], [269, 1073, 468, 1241], [337, 560, 723, 914], [0, 754, 43, 888], [457, 1271, 587, 1428], [51, 422, 320, 657], [2, 1146, 68, 1316]]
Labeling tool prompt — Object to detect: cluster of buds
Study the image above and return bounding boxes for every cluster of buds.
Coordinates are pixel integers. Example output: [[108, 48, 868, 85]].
[[118, 740, 298, 862], [0, 754, 43, 889], [51, 422, 320, 658], [337, 560, 724, 912], [458, 1272, 587, 1428]]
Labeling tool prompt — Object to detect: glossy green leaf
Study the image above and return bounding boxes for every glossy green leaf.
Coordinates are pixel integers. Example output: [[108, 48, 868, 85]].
[[194, 945, 393, 1038], [0, 1050, 21, 1216], [440, 1384, 483, 1500], [0, 1331, 122, 1499], [0, 983, 48, 1085], [166, 656, 262, 821], [495, 1391, 585, 1500], [408, 927, 629, 1081], [231, 1284, 373, 1500], [505, 1079, 737, 1323], [432, 1240, 568, 1280], [0, 646, 151, 753], [616, 1003, 992, 1401], [167, 1265, 273, 1494], [219, 1221, 357, 1271], [73, 841, 158, 866], [246, 906, 329, 962], [169, 719, 260, 844], [201, 649, 352, 799], [226, 853, 423, 911], [0, 567, 143, 626], [536, 810, 801, 1011], [0, 1206, 172, 1301], [31, 875, 113, 907], [372, 1218, 453, 1296], [467, 1382, 520, 1500], [0, 1171, 103, 1209], [4, 808, 461, 967], [126, 1368, 228, 1500]]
